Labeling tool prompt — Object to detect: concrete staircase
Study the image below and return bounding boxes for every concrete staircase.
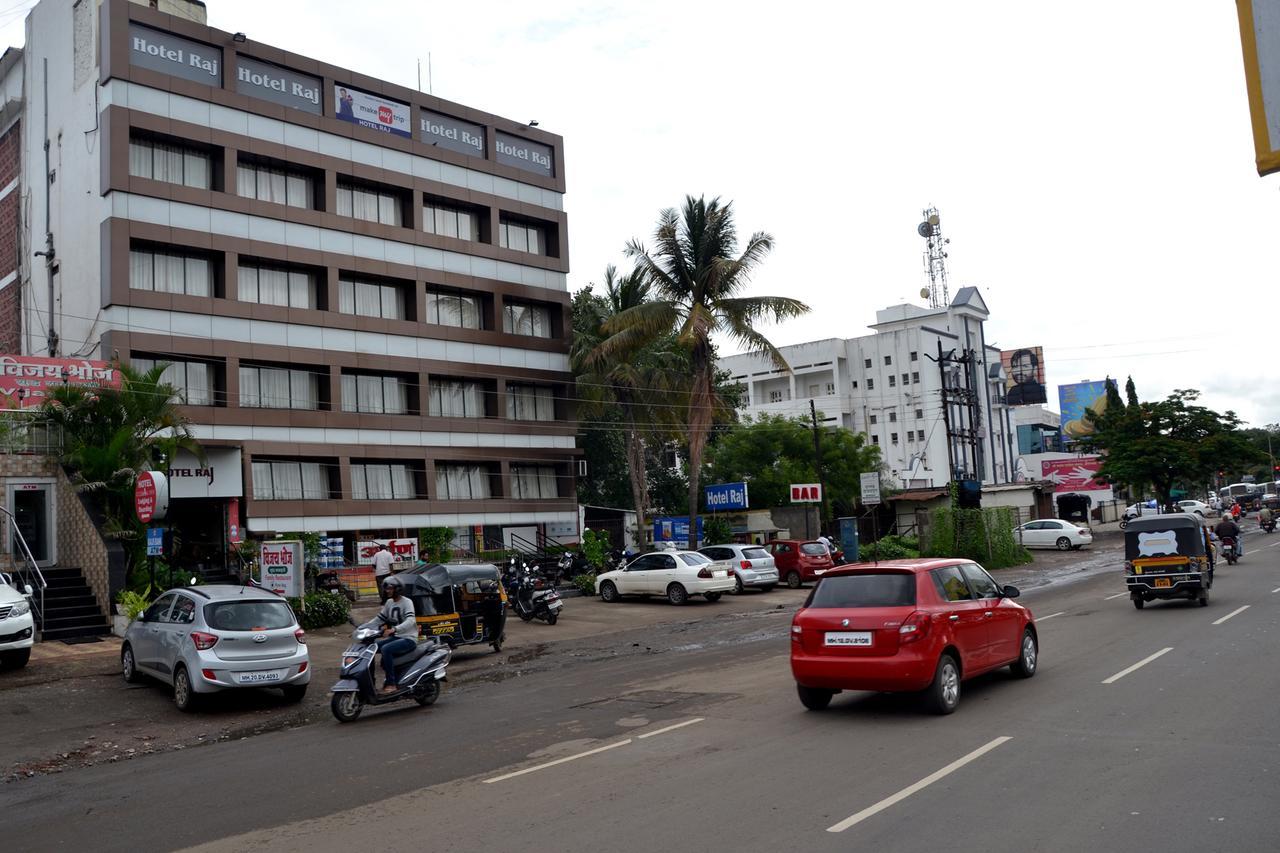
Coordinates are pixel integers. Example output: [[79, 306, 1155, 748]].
[[38, 567, 110, 641]]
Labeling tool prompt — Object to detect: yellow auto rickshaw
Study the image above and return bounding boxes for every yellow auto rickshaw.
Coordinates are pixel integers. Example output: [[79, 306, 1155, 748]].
[[397, 563, 507, 652], [1124, 515, 1212, 609]]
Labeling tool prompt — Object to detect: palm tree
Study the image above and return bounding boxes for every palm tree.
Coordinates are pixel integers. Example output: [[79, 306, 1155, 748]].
[[612, 196, 810, 548], [574, 265, 686, 540]]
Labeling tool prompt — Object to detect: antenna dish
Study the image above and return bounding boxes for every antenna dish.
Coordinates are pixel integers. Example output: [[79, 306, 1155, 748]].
[[917, 222, 932, 238], [919, 287, 930, 300]]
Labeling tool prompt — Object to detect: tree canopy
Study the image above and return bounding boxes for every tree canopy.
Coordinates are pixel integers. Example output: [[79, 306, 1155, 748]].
[[1079, 378, 1261, 503]]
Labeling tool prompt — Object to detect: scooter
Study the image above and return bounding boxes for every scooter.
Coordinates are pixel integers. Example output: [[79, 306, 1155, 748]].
[[1262, 518, 1276, 534], [1220, 536, 1240, 565], [504, 558, 563, 624], [330, 616, 451, 723]]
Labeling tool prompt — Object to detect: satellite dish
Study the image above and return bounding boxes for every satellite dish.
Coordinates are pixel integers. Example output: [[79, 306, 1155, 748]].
[[917, 221, 933, 237], [919, 288, 930, 300], [927, 213, 940, 226]]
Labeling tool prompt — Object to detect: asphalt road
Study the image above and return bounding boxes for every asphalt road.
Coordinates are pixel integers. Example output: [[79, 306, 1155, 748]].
[[5, 532, 1279, 852]]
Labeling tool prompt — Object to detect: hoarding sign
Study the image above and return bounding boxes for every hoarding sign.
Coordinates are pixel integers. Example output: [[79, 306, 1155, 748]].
[[704, 482, 749, 511], [146, 527, 165, 557], [236, 55, 322, 114], [1041, 457, 1106, 493], [259, 540, 302, 596], [0, 356, 120, 409], [334, 85, 411, 138], [168, 447, 243, 499], [356, 538, 419, 565], [1000, 347, 1047, 405], [128, 23, 221, 85], [653, 516, 703, 543], [318, 536, 344, 569], [1058, 380, 1111, 442], [790, 483, 823, 503], [1236, 1, 1280, 175], [135, 471, 169, 523], [420, 110, 485, 157], [226, 497, 242, 544], [495, 131, 554, 177], [859, 472, 881, 505]]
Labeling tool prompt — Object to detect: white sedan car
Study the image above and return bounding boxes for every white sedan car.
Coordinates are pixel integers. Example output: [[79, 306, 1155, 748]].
[[595, 550, 735, 605], [1176, 500, 1211, 517], [1015, 519, 1093, 550]]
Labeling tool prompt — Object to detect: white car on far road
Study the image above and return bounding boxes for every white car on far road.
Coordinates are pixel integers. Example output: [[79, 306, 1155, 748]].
[[595, 550, 735, 606], [1176, 500, 1211, 518], [1015, 519, 1093, 551]]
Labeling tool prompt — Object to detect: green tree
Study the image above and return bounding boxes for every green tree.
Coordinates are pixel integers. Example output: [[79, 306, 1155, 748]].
[[706, 414, 880, 520], [1080, 378, 1261, 505], [614, 196, 809, 547]]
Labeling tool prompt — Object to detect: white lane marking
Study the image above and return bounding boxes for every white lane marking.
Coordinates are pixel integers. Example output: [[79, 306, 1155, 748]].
[[1038, 611, 1066, 621], [1102, 647, 1174, 684], [636, 717, 704, 739], [826, 736, 1013, 833], [1272, 587, 1280, 594], [1213, 605, 1251, 626], [483, 739, 632, 784], [1266, 541, 1280, 549], [1104, 592, 1129, 601]]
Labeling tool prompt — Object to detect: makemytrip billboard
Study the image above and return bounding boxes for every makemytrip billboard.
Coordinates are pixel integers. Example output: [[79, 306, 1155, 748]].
[[1041, 457, 1106, 493], [1058, 380, 1111, 443], [334, 84, 411, 138], [0, 356, 121, 409], [1000, 347, 1047, 405]]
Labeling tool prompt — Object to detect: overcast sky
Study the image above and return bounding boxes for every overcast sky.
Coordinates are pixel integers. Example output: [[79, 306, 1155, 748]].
[[2, 1, 1274, 426]]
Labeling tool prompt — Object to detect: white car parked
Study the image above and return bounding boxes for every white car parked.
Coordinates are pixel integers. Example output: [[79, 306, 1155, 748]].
[[1015, 519, 1093, 550], [0, 572, 36, 669], [1176, 500, 1211, 518], [595, 550, 735, 605]]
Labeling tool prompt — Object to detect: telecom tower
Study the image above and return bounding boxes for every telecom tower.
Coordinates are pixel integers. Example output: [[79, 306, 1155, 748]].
[[917, 206, 950, 309]]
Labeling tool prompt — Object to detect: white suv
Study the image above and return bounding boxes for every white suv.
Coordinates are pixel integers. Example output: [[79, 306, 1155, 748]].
[[0, 572, 36, 669]]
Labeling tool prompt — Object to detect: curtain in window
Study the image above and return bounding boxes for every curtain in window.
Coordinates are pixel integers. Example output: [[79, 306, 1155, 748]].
[[239, 265, 259, 303], [129, 141, 152, 179], [286, 173, 311, 208], [364, 464, 393, 500], [300, 463, 328, 499], [184, 362, 213, 406], [288, 271, 313, 309], [430, 381, 481, 417], [508, 385, 553, 421], [185, 257, 210, 297], [390, 465, 412, 498], [239, 366, 261, 408], [256, 267, 289, 307], [290, 370, 318, 410], [512, 466, 556, 500], [377, 193, 401, 226], [352, 187, 379, 221], [236, 164, 256, 198], [383, 376, 406, 414], [129, 250, 154, 291], [339, 280, 355, 314], [355, 282, 381, 316], [341, 374, 357, 412], [259, 368, 290, 408], [380, 285, 403, 320], [357, 374, 383, 413], [272, 462, 303, 500], [436, 465, 489, 500], [251, 462, 274, 499], [264, 167, 288, 205], [350, 466, 367, 500], [336, 186, 354, 218], [183, 150, 209, 189]]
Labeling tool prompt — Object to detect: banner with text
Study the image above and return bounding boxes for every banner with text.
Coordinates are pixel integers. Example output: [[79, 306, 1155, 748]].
[[236, 55, 321, 114], [1041, 457, 1105, 493], [0, 356, 120, 409], [334, 84, 411, 138], [129, 23, 221, 85], [704, 482, 749, 511], [420, 110, 485, 157], [356, 538, 419, 565]]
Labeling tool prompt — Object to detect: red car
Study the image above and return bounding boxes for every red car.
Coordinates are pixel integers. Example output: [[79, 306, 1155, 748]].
[[764, 540, 834, 588], [789, 559, 1038, 714]]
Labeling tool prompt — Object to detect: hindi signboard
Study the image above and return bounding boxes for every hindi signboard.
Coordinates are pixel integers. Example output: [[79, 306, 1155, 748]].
[[356, 538, 419, 565], [860, 472, 881, 505], [0, 356, 120, 409], [259, 540, 302, 596]]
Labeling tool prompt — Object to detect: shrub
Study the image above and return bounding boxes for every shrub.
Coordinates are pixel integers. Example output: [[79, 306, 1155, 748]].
[[703, 515, 732, 545], [116, 589, 151, 621], [287, 591, 352, 630], [570, 573, 598, 596], [419, 527, 454, 563], [859, 534, 920, 561], [581, 529, 610, 570]]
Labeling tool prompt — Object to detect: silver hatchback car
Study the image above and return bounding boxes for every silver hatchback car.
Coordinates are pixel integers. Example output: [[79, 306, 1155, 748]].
[[121, 585, 311, 711], [698, 544, 779, 593]]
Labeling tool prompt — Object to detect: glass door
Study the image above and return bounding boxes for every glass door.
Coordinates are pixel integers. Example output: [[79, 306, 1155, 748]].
[[7, 482, 55, 567]]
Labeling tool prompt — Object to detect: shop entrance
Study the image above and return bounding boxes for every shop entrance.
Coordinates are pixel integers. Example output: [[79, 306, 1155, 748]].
[[6, 481, 56, 567], [167, 498, 235, 582]]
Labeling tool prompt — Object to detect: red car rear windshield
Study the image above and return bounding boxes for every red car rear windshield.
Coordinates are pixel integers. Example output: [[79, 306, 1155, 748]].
[[204, 600, 295, 631], [800, 543, 829, 556], [807, 574, 916, 608]]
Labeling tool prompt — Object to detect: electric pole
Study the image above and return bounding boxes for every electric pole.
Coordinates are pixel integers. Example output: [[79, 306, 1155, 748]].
[[811, 399, 829, 536]]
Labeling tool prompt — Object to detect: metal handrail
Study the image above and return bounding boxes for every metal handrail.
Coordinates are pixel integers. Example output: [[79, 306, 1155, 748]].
[[0, 503, 47, 629]]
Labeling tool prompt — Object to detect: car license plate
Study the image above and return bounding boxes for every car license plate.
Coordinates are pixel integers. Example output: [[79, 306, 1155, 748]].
[[1154, 578, 1171, 589], [237, 671, 281, 684], [824, 631, 872, 647]]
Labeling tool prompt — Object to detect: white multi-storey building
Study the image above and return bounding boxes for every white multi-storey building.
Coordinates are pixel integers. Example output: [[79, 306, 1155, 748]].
[[720, 288, 1021, 489]]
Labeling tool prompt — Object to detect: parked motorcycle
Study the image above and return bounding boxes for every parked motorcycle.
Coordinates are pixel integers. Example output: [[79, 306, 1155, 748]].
[[330, 616, 451, 723], [316, 570, 357, 602], [504, 557, 563, 624]]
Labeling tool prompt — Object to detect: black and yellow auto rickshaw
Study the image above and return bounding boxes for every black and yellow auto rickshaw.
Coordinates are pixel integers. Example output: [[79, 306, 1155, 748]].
[[398, 563, 507, 652], [1124, 515, 1212, 609]]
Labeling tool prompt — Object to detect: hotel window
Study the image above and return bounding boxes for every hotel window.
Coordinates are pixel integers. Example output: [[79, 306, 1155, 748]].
[[917, 429, 926, 441], [884, 355, 892, 366], [503, 302, 552, 338], [912, 372, 920, 383], [888, 375, 897, 387], [863, 358, 872, 368], [236, 156, 314, 208], [869, 415, 878, 425], [341, 374, 409, 415], [426, 289, 483, 329], [424, 199, 479, 241], [435, 464, 492, 500], [891, 433, 899, 444], [915, 408, 924, 419], [910, 351, 919, 362], [239, 365, 320, 410], [351, 463, 416, 500], [131, 356, 216, 406], [129, 247, 213, 297], [866, 378, 874, 390], [339, 277, 406, 320], [889, 412, 897, 422], [336, 179, 404, 226], [511, 465, 558, 500], [499, 217, 547, 255], [907, 432, 915, 443], [239, 262, 317, 309], [871, 435, 880, 445], [129, 134, 211, 189], [251, 460, 331, 500], [507, 384, 555, 421], [428, 380, 485, 418]]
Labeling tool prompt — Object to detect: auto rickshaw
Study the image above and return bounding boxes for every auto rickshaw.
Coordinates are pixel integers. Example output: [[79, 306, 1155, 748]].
[[397, 563, 507, 652], [1124, 515, 1212, 609]]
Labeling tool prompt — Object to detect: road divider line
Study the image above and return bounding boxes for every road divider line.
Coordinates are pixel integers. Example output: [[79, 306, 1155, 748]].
[[826, 736, 1012, 833], [1213, 605, 1250, 626], [637, 717, 704, 739], [1038, 612, 1066, 620], [483, 739, 632, 784], [1102, 647, 1173, 684], [1271, 587, 1280, 594], [1103, 592, 1129, 601]]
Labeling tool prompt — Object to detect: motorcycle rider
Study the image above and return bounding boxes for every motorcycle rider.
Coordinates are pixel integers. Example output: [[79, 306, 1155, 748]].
[[376, 578, 418, 693], [1260, 505, 1274, 531], [1214, 514, 1243, 558]]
